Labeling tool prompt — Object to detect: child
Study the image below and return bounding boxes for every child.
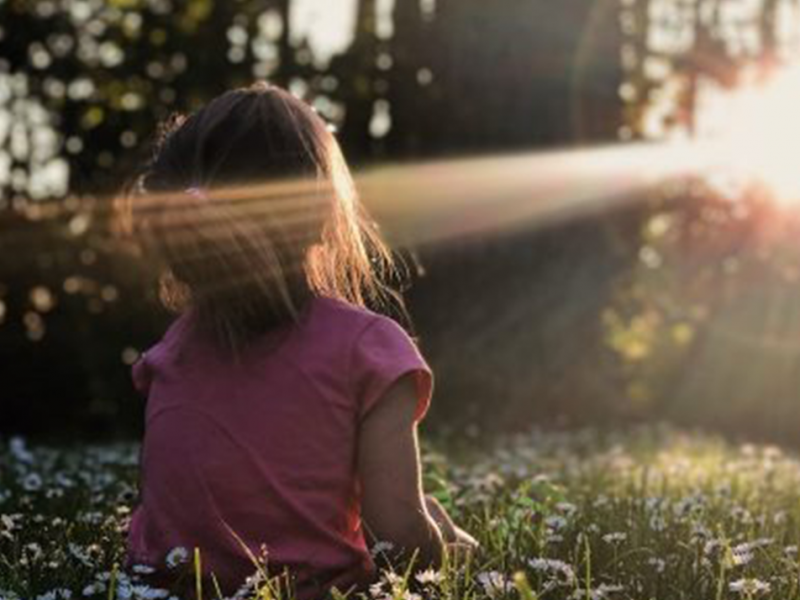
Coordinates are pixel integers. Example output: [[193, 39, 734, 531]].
[[118, 82, 476, 599]]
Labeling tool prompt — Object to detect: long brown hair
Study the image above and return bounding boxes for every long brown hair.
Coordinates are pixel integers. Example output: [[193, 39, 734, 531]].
[[116, 82, 406, 356]]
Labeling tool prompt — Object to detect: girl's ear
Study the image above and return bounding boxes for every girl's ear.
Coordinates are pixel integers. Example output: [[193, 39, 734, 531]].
[[158, 269, 191, 313]]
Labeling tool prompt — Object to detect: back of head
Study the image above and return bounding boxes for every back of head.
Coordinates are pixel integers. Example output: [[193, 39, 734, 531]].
[[117, 82, 401, 356]]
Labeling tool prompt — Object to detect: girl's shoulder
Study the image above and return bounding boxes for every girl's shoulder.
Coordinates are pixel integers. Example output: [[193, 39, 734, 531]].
[[311, 295, 405, 338], [313, 294, 372, 315], [311, 295, 424, 366], [312, 296, 432, 423]]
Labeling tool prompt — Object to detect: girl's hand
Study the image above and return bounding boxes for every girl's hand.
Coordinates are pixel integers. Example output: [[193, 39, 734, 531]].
[[452, 525, 479, 550], [444, 528, 480, 565], [424, 495, 479, 552]]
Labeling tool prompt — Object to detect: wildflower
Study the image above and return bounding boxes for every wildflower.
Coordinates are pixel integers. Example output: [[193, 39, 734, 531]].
[[731, 538, 772, 566], [691, 523, 711, 542], [731, 546, 753, 566], [740, 444, 757, 458], [9, 437, 34, 463], [68, 543, 94, 568], [703, 539, 723, 556], [649, 515, 667, 531], [22, 473, 43, 492], [644, 497, 661, 511], [556, 502, 577, 515], [476, 571, 513, 599], [672, 496, 700, 519], [131, 564, 156, 575], [35, 590, 72, 600], [647, 557, 666, 573], [24, 542, 43, 562], [116, 581, 133, 600], [528, 557, 576, 584], [602, 532, 627, 544], [729, 578, 771, 595], [570, 583, 624, 600], [231, 570, 269, 600], [54, 472, 76, 489], [730, 506, 753, 524], [381, 571, 404, 589], [77, 512, 104, 525], [164, 546, 189, 569], [83, 581, 107, 596], [415, 569, 443, 586], [596, 584, 625, 597], [367, 570, 405, 599], [545, 515, 567, 530], [130, 586, 169, 600], [370, 540, 395, 558]]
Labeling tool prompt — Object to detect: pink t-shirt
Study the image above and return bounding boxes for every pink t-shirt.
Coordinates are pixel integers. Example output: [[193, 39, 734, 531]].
[[126, 295, 433, 598]]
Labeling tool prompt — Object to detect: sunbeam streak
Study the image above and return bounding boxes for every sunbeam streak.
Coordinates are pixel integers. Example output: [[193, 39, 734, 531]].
[[357, 141, 704, 246], [6, 141, 709, 257]]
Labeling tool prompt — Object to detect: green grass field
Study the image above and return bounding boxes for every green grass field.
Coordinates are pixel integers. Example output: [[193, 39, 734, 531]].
[[3, 426, 800, 600]]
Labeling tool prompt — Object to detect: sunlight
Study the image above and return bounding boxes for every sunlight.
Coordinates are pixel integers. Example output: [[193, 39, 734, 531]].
[[358, 142, 698, 245], [699, 63, 800, 206]]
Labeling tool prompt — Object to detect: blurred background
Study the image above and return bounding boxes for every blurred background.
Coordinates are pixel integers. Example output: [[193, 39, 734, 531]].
[[4, 0, 800, 444]]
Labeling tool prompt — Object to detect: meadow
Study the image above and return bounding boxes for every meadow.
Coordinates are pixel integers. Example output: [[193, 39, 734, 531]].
[[2, 425, 800, 600]]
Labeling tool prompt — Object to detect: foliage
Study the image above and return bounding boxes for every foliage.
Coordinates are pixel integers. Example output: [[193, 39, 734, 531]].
[[602, 0, 800, 440], [0, 0, 625, 437], [6, 0, 800, 443], [4, 426, 800, 599]]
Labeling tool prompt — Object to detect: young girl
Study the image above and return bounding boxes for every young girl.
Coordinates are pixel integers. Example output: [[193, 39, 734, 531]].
[[118, 82, 476, 598]]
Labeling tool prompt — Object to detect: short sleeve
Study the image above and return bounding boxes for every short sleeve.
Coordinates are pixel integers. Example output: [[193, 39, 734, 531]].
[[131, 353, 153, 397], [352, 315, 434, 423]]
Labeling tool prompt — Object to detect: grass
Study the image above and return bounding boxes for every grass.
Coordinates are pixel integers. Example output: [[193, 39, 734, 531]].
[[2, 425, 800, 599]]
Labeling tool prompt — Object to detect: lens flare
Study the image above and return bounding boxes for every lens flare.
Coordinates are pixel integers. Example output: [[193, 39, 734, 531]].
[[699, 64, 800, 206]]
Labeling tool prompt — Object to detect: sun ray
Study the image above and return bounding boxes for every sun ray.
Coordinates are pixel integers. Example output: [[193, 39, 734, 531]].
[[7, 142, 702, 255]]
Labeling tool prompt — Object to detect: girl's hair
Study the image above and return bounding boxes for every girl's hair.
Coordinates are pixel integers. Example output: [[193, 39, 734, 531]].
[[116, 82, 406, 355]]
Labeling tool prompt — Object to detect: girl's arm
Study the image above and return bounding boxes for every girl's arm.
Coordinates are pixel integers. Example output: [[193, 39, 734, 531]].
[[357, 374, 447, 568]]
